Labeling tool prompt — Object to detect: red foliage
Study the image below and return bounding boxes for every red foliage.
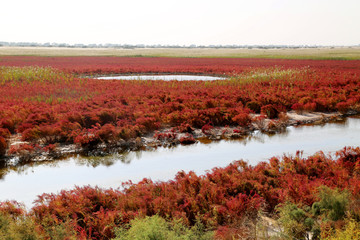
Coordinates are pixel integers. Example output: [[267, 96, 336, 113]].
[[0, 128, 11, 138], [232, 112, 252, 127], [27, 147, 360, 239], [179, 133, 196, 144], [260, 104, 279, 119], [246, 101, 261, 113], [0, 58, 359, 155], [153, 131, 177, 141], [0, 137, 7, 156], [1, 56, 360, 75], [1, 56, 360, 238], [8, 143, 35, 155], [336, 101, 351, 113], [201, 124, 213, 135], [0, 201, 25, 217], [0, 128, 10, 156], [43, 143, 57, 153], [291, 103, 304, 113], [177, 123, 194, 133]]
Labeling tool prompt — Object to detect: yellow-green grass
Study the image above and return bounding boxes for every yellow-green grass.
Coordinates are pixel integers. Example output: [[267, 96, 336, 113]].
[[1, 46, 360, 59], [231, 67, 307, 83], [0, 66, 73, 85]]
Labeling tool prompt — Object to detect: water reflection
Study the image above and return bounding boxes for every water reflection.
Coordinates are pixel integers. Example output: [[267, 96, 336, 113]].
[[0, 117, 357, 180], [74, 152, 131, 167], [0, 117, 359, 207]]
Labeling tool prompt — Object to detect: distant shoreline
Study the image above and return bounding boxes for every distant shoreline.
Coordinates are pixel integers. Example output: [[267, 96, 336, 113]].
[[1, 46, 360, 59]]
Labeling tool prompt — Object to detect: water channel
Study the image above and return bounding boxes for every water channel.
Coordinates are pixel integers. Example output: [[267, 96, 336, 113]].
[[96, 75, 227, 81], [0, 117, 359, 208]]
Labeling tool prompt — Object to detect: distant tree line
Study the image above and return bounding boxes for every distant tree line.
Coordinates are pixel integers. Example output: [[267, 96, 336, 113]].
[[0, 41, 358, 49]]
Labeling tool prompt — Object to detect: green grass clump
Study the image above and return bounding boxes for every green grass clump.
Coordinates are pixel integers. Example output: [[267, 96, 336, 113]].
[[277, 202, 317, 239], [0, 209, 40, 240], [312, 186, 349, 222], [113, 215, 214, 240], [276, 187, 353, 240]]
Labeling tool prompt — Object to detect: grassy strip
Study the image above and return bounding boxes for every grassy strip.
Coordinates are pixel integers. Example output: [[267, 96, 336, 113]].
[[1, 46, 360, 60], [0, 66, 73, 85]]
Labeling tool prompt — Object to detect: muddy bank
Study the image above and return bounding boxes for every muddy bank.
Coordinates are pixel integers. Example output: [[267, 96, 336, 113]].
[[143, 111, 346, 148], [2, 111, 354, 166]]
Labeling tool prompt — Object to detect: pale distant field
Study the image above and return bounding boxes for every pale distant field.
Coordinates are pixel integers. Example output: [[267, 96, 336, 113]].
[[1, 46, 360, 59]]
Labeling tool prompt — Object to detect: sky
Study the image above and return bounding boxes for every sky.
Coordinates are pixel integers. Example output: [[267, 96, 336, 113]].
[[1, 0, 359, 46]]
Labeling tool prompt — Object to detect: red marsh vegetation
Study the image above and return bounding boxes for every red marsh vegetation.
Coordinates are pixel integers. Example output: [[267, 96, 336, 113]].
[[0, 147, 359, 239], [0, 57, 359, 159], [0, 57, 360, 238], [1, 56, 360, 75]]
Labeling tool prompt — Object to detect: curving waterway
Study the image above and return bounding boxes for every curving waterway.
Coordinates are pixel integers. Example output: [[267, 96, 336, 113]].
[[0, 117, 359, 208]]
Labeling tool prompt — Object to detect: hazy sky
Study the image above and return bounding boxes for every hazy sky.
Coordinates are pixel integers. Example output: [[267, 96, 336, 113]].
[[1, 0, 359, 45]]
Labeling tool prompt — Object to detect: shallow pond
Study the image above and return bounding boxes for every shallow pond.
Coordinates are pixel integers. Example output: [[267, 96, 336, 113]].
[[1, 117, 360, 207], [96, 75, 227, 81]]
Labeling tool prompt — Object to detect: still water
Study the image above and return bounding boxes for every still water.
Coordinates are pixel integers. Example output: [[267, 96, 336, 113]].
[[0, 117, 359, 207], [96, 75, 227, 81]]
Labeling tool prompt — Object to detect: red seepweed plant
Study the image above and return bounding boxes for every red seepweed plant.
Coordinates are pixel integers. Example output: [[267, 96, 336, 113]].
[[0, 58, 359, 157], [24, 147, 360, 239]]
